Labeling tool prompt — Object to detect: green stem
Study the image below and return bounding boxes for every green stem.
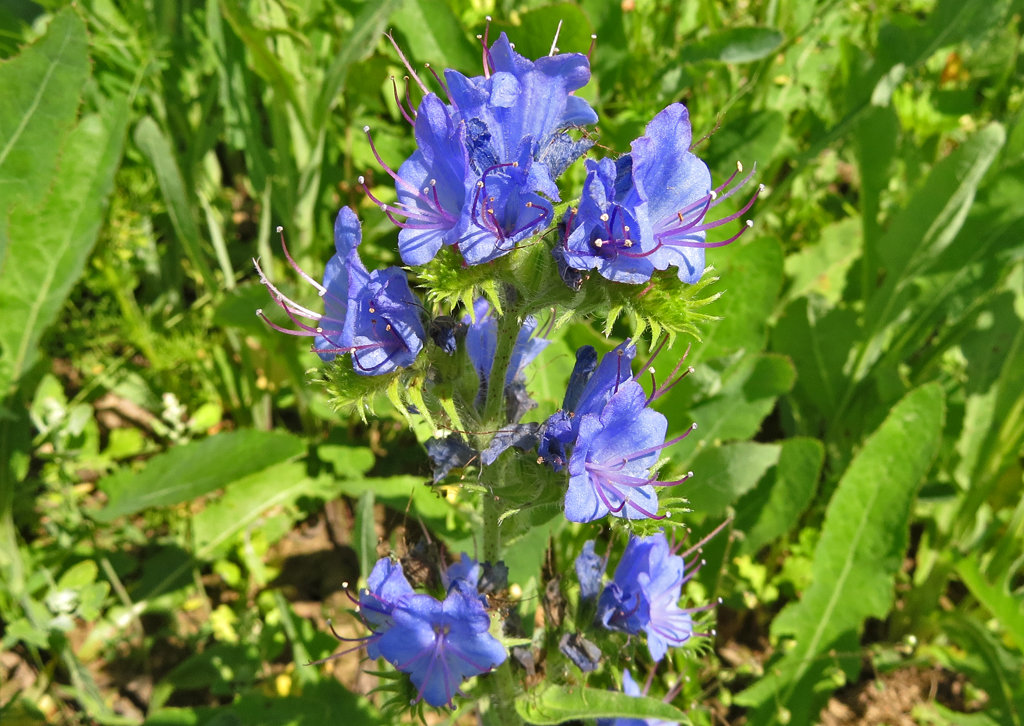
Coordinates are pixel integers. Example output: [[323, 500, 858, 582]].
[[478, 458, 522, 725], [473, 290, 525, 724], [481, 293, 521, 430], [482, 661, 524, 726]]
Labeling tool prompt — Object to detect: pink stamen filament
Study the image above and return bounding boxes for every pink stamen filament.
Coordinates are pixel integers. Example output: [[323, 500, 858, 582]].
[[389, 76, 415, 126], [385, 31, 428, 94]]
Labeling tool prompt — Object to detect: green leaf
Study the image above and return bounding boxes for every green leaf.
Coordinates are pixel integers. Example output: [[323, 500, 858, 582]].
[[0, 97, 129, 395], [771, 295, 858, 424], [133, 116, 217, 292], [851, 124, 1004, 386], [695, 236, 784, 362], [0, 8, 88, 216], [672, 353, 795, 464], [681, 27, 784, 65], [955, 555, 1024, 651], [782, 217, 859, 305], [353, 490, 376, 585], [734, 437, 824, 555], [683, 442, 781, 518], [95, 430, 306, 522], [515, 684, 689, 725], [191, 462, 348, 558], [389, 0, 478, 72], [736, 384, 944, 722], [944, 614, 1024, 726], [313, 0, 402, 128]]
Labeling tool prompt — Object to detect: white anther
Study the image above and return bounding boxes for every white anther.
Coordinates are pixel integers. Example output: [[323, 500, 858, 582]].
[[710, 190, 718, 200], [745, 220, 754, 228], [687, 471, 694, 477], [648, 366, 656, 374], [691, 422, 698, 430], [315, 327, 323, 333], [256, 309, 263, 315], [599, 213, 609, 221], [736, 161, 744, 172], [276, 225, 283, 233], [358, 175, 366, 183], [594, 239, 604, 247], [363, 125, 370, 132], [485, 15, 492, 21], [758, 183, 766, 191], [318, 290, 326, 297]]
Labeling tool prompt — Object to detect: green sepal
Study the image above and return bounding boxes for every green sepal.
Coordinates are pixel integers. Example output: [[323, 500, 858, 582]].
[[417, 246, 506, 315]]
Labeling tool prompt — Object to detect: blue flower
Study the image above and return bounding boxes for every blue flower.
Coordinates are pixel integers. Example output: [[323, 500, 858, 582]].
[[541, 340, 697, 521], [557, 103, 761, 285], [442, 552, 482, 592], [359, 558, 415, 659], [375, 579, 507, 707], [565, 380, 668, 521], [560, 157, 656, 284], [364, 30, 597, 266], [538, 341, 633, 471], [596, 533, 695, 662], [256, 207, 426, 375]]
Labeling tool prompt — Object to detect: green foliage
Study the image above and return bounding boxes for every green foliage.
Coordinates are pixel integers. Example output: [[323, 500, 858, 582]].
[[2, 0, 1023, 723], [515, 683, 691, 724]]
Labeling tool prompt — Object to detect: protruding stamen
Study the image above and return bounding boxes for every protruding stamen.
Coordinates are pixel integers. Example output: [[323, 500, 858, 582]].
[[549, 20, 563, 56]]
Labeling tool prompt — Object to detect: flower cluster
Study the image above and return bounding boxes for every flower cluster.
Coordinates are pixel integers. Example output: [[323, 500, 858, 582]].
[[539, 340, 696, 522], [257, 18, 753, 719], [357, 555, 506, 708], [577, 532, 703, 662], [363, 30, 597, 267]]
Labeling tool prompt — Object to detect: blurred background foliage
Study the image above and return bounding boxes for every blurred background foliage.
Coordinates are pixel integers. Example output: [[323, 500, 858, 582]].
[[1, 0, 1022, 723]]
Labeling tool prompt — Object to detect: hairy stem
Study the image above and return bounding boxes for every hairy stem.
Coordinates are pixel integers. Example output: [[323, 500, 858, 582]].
[[481, 291, 521, 429], [479, 458, 522, 725]]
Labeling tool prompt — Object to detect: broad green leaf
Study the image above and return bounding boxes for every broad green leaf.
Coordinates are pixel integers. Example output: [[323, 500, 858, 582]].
[[683, 442, 781, 517], [955, 555, 1024, 651], [313, 0, 402, 127], [681, 27, 784, 65], [734, 437, 824, 555], [0, 97, 129, 395], [736, 384, 944, 723], [853, 104, 899, 258], [95, 430, 306, 521], [0, 8, 88, 217], [771, 296, 857, 424], [390, 0, 479, 72], [515, 684, 689, 725], [851, 124, 1004, 386], [191, 462, 355, 558], [672, 353, 795, 464], [695, 236, 784, 362], [353, 490, 376, 584], [706, 110, 785, 176], [782, 217, 859, 305], [133, 116, 217, 292], [944, 615, 1024, 726]]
